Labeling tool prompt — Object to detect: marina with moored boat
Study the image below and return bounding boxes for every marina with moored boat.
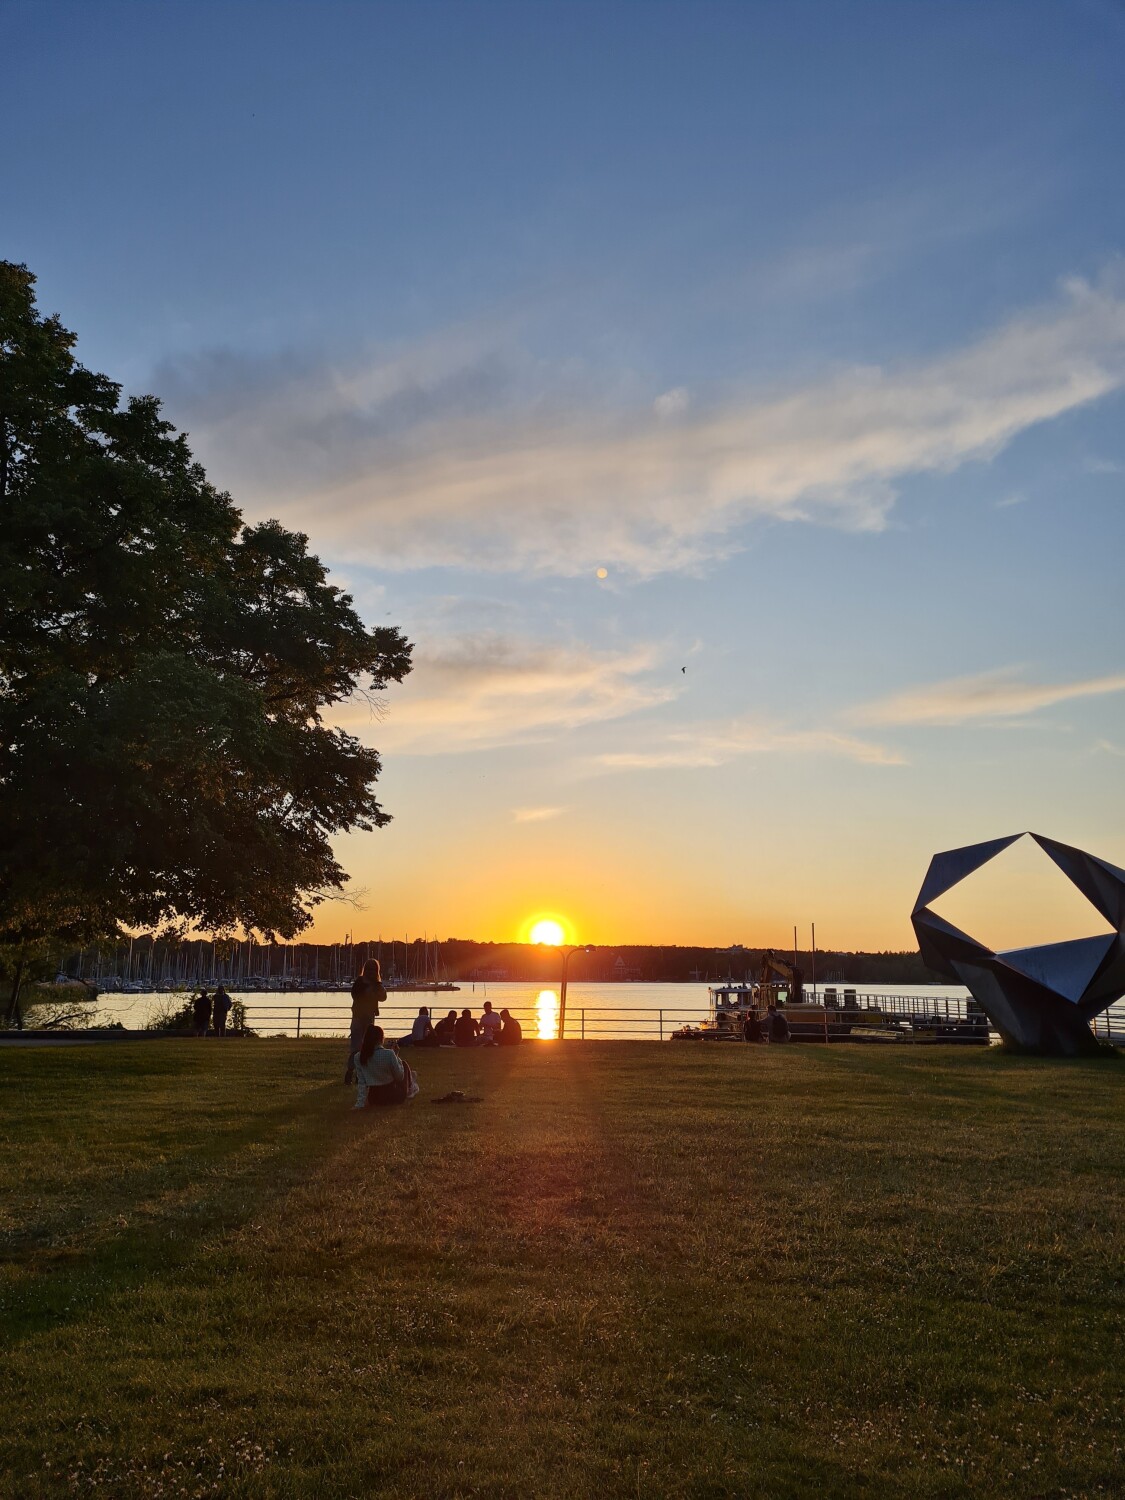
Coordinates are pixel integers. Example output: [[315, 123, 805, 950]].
[[673, 980, 991, 1043]]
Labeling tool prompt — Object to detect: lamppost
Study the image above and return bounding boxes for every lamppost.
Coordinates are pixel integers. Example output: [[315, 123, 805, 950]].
[[558, 945, 594, 1041]]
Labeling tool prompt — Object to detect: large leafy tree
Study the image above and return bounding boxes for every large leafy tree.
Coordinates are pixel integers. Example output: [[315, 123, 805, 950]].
[[0, 263, 411, 1018]]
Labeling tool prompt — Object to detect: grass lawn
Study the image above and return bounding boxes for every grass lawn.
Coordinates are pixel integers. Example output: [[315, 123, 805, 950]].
[[0, 1040, 1122, 1498]]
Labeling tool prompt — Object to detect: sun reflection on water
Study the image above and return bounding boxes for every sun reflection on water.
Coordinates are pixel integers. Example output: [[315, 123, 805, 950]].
[[536, 989, 559, 1040]]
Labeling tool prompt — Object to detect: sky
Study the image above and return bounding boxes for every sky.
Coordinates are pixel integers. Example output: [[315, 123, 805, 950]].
[[6, 0, 1125, 949]]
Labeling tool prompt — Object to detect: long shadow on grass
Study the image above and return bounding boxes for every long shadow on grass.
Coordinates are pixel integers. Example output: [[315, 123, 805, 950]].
[[0, 1081, 342, 1346]]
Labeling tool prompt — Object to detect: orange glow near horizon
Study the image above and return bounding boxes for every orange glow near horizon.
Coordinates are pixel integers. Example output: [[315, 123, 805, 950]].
[[306, 807, 1125, 954]]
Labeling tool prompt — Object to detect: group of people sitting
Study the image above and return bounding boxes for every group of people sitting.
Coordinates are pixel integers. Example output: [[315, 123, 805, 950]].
[[742, 1004, 791, 1044], [343, 960, 525, 1110], [403, 1001, 522, 1049]]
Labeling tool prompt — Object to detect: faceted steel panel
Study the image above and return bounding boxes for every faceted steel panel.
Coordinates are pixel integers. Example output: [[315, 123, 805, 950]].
[[912, 833, 1125, 1055]]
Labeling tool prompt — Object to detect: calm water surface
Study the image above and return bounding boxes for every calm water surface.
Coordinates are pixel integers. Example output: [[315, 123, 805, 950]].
[[96, 980, 984, 1040]]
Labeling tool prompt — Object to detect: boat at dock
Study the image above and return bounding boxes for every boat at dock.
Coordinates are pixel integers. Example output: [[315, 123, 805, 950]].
[[674, 982, 990, 1043]]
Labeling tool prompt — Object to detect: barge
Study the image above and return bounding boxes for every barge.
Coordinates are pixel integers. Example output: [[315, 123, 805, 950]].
[[672, 981, 991, 1043]]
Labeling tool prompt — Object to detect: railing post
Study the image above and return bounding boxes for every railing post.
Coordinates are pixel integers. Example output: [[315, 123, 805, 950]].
[[581, 1009, 585, 1040], [660, 1009, 664, 1041], [296, 1006, 302, 1039]]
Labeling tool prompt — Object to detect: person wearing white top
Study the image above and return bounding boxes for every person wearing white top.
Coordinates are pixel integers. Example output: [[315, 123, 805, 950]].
[[410, 1007, 433, 1044], [479, 1000, 502, 1046]]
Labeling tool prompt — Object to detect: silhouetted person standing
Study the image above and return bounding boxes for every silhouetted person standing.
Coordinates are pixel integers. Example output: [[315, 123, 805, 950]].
[[192, 989, 212, 1038], [212, 985, 233, 1037], [346, 960, 387, 1084]]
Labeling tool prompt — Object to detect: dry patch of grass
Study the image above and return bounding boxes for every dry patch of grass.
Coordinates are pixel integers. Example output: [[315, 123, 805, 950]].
[[0, 1041, 1122, 1497]]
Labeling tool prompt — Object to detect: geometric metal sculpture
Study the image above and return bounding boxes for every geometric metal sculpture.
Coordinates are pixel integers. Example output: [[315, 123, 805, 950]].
[[912, 833, 1125, 1055]]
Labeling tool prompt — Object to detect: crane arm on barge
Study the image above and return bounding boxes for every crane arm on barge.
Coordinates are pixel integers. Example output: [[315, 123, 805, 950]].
[[760, 949, 804, 1004]]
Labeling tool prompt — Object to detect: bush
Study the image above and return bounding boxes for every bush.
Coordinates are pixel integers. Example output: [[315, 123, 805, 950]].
[[145, 995, 256, 1037], [18, 998, 95, 1031], [146, 996, 195, 1034], [230, 1001, 256, 1038]]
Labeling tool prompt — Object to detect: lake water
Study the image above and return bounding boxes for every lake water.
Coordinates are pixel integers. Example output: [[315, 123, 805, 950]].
[[96, 979, 990, 1041]]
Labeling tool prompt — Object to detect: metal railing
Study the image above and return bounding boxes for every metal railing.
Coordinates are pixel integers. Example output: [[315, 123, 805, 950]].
[[89, 996, 713, 1041], [87, 993, 1125, 1044]]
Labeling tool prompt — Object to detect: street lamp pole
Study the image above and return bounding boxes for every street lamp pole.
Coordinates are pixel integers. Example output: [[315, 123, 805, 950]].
[[558, 945, 593, 1041]]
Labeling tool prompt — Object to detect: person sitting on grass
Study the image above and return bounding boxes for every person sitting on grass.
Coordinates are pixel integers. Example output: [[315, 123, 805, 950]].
[[454, 1008, 480, 1047], [432, 1009, 458, 1046], [499, 1008, 523, 1045], [353, 1024, 412, 1109], [767, 1004, 791, 1044], [479, 999, 502, 1046], [743, 1010, 762, 1044], [401, 1005, 435, 1047]]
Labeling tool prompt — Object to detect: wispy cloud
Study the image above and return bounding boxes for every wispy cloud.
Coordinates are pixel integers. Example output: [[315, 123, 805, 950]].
[[167, 271, 1125, 578], [512, 806, 565, 823], [653, 386, 690, 418], [853, 668, 1125, 727], [594, 719, 904, 771], [730, 158, 1052, 311], [334, 633, 679, 754]]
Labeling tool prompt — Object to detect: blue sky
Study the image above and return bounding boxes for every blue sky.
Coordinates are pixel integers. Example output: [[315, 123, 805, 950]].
[[7, 0, 1125, 945]]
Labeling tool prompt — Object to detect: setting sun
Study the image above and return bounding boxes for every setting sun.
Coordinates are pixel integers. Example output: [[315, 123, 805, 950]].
[[528, 918, 564, 942], [529, 918, 565, 946]]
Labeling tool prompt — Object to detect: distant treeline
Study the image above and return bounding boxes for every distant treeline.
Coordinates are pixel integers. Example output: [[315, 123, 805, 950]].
[[62, 935, 946, 987]]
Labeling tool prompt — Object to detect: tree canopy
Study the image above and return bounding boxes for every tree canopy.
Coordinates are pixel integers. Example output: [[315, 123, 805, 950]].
[[0, 261, 412, 978]]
